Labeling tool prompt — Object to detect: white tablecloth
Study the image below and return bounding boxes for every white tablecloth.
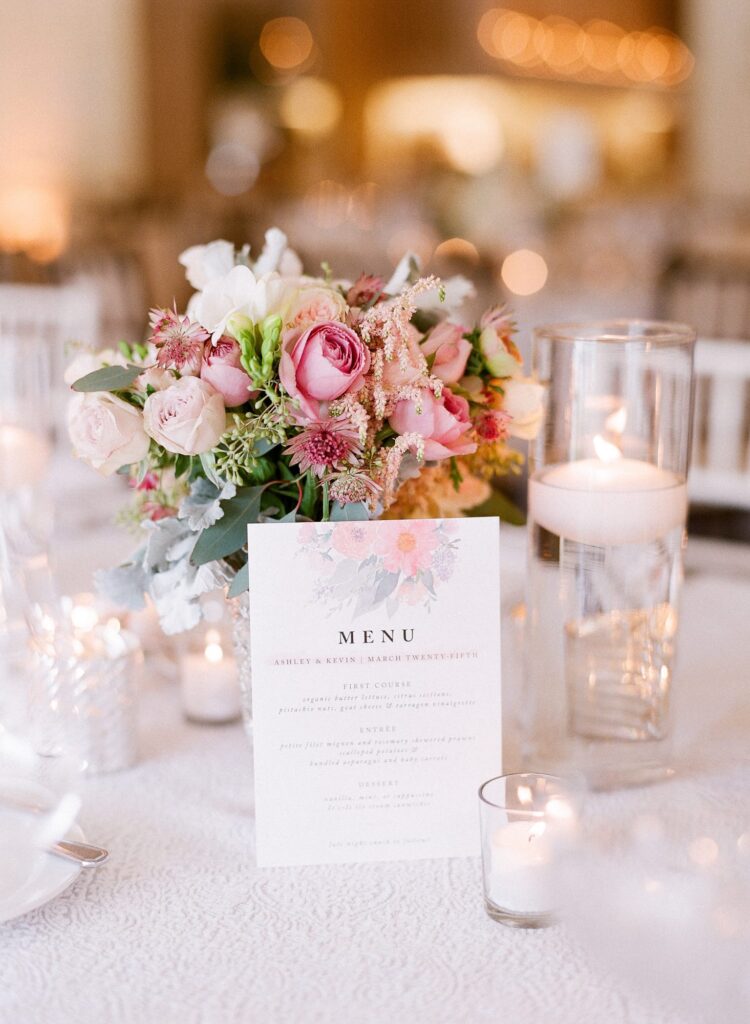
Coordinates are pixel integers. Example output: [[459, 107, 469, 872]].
[[1, 534, 748, 1024]]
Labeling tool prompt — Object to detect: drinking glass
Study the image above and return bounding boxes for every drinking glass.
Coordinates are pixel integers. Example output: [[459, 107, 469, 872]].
[[524, 321, 695, 781]]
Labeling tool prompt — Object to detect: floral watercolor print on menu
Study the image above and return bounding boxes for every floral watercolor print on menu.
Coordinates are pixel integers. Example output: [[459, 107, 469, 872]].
[[297, 520, 460, 616], [66, 228, 543, 634]]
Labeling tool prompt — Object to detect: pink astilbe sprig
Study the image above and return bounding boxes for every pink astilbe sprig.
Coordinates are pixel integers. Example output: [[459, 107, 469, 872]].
[[329, 394, 371, 445], [375, 432, 425, 510], [284, 418, 362, 479], [359, 276, 440, 371], [148, 306, 209, 373]]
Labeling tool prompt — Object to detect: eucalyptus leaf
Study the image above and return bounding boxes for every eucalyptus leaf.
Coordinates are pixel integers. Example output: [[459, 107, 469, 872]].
[[330, 501, 369, 522], [253, 438, 278, 457], [227, 561, 249, 598], [71, 363, 143, 393], [190, 486, 264, 565]]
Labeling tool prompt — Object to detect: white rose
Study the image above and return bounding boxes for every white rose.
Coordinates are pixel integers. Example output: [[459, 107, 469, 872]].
[[178, 240, 235, 291], [502, 377, 545, 440], [67, 392, 149, 475], [143, 377, 226, 456], [283, 284, 348, 330], [188, 265, 290, 342]]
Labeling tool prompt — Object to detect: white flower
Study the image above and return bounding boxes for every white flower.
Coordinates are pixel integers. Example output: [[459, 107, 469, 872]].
[[189, 265, 289, 342], [502, 377, 545, 440], [419, 275, 475, 315], [252, 227, 303, 278], [178, 240, 235, 290]]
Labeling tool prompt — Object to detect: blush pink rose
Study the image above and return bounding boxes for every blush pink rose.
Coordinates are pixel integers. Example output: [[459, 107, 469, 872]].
[[389, 388, 477, 461], [280, 321, 371, 421], [143, 377, 226, 456], [67, 392, 150, 475], [200, 336, 256, 407], [420, 322, 471, 384]]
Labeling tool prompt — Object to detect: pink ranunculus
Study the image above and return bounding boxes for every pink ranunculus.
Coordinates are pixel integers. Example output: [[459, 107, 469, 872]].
[[389, 388, 477, 461], [420, 322, 471, 384], [377, 521, 440, 578], [143, 377, 226, 456], [200, 335, 256, 407], [279, 321, 371, 421], [67, 392, 150, 476]]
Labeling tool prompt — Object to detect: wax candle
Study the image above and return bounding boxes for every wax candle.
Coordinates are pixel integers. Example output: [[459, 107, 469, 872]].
[[180, 629, 241, 724], [0, 424, 50, 491], [488, 820, 553, 915], [529, 436, 687, 546]]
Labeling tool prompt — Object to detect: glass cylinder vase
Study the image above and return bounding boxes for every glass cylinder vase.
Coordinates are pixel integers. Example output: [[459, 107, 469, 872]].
[[524, 321, 695, 782]]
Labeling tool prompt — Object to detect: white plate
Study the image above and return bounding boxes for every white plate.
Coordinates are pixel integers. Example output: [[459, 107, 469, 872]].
[[0, 823, 84, 924]]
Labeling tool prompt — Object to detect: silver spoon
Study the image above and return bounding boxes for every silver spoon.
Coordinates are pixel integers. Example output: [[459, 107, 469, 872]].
[[50, 839, 109, 867]]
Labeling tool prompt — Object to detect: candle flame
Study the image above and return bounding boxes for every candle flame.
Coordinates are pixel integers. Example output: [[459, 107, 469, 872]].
[[605, 405, 627, 434], [528, 822, 547, 842], [204, 629, 224, 663], [593, 433, 621, 463]]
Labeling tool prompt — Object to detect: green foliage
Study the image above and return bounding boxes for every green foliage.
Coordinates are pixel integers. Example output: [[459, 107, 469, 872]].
[[330, 501, 369, 522], [71, 364, 143, 393], [227, 561, 249, 598], [467, 488, 525, 526], [449, 457, 463, 492], [190, 486, 265, 565]]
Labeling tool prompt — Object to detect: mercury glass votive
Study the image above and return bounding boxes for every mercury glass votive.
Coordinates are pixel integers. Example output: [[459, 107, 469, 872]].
[[525, 321, 695, 779], [71, 622, 142, 774], [478, 772, 578, 928]]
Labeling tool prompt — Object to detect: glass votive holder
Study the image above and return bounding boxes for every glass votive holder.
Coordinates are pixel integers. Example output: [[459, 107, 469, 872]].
[[179, 625, 241, 725], [479, 772, 579, 928], [72, 624, 142, 774]]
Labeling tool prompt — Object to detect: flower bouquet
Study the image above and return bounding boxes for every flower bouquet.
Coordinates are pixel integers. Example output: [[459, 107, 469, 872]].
[[67, 228, 541, 634]]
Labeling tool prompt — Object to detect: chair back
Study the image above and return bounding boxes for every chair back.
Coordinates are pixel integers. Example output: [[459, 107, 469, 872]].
[[690, 338, 750, 509], [0, 281, 100, 439]]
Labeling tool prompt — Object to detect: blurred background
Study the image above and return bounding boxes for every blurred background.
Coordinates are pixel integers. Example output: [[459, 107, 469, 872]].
[[1, 0, 749, 544]]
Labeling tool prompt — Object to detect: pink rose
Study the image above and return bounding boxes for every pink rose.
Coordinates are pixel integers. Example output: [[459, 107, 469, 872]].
[[67, 392, 150, 476], [420, 322, 471, 384], [390, 388, 477, 461], [143, 377, 226, 456], [280, 321, 371, 421], [200, 336, 256, 407]]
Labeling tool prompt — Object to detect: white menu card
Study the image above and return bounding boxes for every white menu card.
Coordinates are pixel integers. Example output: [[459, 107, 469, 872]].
[[247, 517, 502, 866]]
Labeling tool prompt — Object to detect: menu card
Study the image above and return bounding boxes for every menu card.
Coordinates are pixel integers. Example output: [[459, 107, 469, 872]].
[[247, 517, 502, 866]]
